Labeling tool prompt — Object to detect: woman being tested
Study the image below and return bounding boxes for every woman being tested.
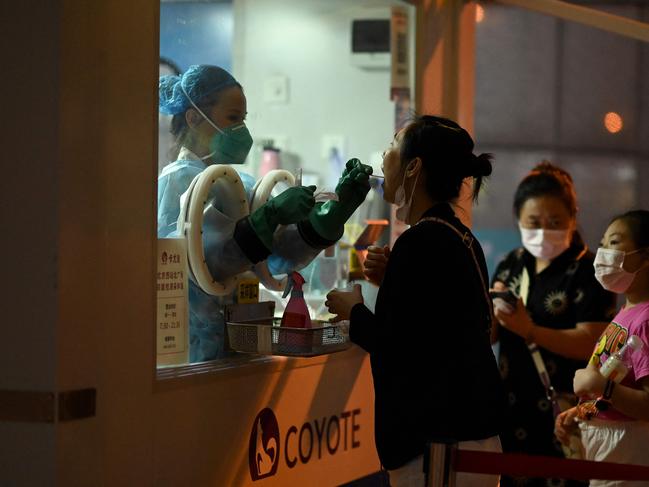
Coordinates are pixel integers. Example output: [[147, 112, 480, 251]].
[[158, 65, 372, 362], [491, 163, 616, 486], [325, 115, 507, 487], [556, 210, 649, 486]]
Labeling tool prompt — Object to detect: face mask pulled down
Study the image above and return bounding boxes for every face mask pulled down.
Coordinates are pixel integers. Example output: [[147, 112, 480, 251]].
[[594, 247, 647, 294], [394, 169, 420, 222], [519, 226, 571, 260]]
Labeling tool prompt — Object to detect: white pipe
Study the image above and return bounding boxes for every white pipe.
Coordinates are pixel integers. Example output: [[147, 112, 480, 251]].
[[495, 0, 649, 43]]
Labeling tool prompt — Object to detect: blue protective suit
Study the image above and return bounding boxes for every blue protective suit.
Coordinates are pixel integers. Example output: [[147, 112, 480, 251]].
[[158, 148, 322, 362]]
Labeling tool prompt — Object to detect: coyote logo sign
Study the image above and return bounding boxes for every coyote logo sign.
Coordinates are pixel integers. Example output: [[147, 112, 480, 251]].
[[249, 408, 280, 480]]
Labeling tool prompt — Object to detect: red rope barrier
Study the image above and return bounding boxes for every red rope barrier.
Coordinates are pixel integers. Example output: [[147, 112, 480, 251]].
[[454, 450, 649, 481]]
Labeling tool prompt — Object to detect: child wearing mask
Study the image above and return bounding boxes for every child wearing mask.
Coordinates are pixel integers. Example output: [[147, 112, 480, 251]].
[[556, 210, 649, 486]]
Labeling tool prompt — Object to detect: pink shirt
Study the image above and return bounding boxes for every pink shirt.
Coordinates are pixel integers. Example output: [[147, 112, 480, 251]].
[[587, 301, 649, 421]]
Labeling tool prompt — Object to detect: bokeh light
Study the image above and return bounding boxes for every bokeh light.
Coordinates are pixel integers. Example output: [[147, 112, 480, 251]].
[[476, 4, 485, 23], [604, 112, 623, 133]]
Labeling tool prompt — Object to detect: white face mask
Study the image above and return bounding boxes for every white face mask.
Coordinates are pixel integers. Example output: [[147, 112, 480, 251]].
[[594, 247, 648, 294], [519, 226, 571, 260], [394, 168, 420, 222]]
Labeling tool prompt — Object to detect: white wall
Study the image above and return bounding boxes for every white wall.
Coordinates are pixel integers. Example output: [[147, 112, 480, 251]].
[[233, 0, 413, 188]]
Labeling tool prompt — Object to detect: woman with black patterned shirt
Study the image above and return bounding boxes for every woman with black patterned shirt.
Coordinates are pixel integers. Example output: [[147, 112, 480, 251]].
[[491, 162, 617, 487]]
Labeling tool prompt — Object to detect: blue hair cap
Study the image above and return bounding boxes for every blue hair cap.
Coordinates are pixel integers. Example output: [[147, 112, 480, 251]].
[[159, 65, 239, 115]]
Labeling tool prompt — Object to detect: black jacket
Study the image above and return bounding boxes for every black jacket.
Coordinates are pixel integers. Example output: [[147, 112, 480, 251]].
[[350, 203, 507, 470]]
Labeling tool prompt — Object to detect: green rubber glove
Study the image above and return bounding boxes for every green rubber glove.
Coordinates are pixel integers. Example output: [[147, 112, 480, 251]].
[[249, 185, 316, 250], [308, 158, 372, 241], [335, 158, 373, 207]]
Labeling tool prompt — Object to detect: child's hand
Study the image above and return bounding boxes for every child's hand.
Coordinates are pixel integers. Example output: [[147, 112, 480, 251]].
[[554, 407, 579, 446], [574, 366, 606, 397]]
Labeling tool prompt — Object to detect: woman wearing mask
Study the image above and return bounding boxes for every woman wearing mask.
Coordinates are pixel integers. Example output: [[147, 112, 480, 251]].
[[158, 65, 372, 362], [491, 162, 617, 486], [325, 115, 507, 487], [556, 210, 649, 486]]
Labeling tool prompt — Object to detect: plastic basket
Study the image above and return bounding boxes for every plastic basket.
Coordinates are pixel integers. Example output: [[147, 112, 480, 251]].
[[226, 318, 351, 357]]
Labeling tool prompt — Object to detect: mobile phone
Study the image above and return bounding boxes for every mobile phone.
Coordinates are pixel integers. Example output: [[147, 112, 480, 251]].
[[489, 290, 519, 307]]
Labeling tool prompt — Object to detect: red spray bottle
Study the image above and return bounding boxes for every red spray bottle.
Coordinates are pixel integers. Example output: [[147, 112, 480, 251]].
[[281, 272, 312, 329]]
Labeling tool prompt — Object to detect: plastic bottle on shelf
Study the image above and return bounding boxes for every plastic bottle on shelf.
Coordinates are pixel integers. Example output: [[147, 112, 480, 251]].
[[259, 144, 280, 178], [279, 272, 312, 352], [281, 272, 312, 329], [600, 335, 644, 383]]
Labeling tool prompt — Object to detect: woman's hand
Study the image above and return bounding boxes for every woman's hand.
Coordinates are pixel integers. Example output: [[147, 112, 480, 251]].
[[325, 284, 364, 322], [363, 245, 390, 286], [493, 293, 535, 341], [491, 281, 514, 315], [574, 365, 606, 397], [554, 407, 579, 446]]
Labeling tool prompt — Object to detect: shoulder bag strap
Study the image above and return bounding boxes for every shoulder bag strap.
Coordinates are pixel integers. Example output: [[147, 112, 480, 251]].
[[519, 266, 562, 418], [417, 216, 494, 333]]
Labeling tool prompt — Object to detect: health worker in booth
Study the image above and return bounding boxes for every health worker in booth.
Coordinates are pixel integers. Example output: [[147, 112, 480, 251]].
[[158, 65, 372, 362]]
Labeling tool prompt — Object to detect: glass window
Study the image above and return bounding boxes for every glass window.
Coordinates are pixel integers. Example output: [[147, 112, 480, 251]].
[[156, 0, 413, 370]]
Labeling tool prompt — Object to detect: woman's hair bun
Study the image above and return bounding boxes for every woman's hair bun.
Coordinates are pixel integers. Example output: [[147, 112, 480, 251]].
[[471, 153, 493, 178]]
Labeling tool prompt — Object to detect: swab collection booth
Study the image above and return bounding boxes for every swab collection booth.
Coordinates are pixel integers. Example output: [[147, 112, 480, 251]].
[[2, 0, 649, 486]]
